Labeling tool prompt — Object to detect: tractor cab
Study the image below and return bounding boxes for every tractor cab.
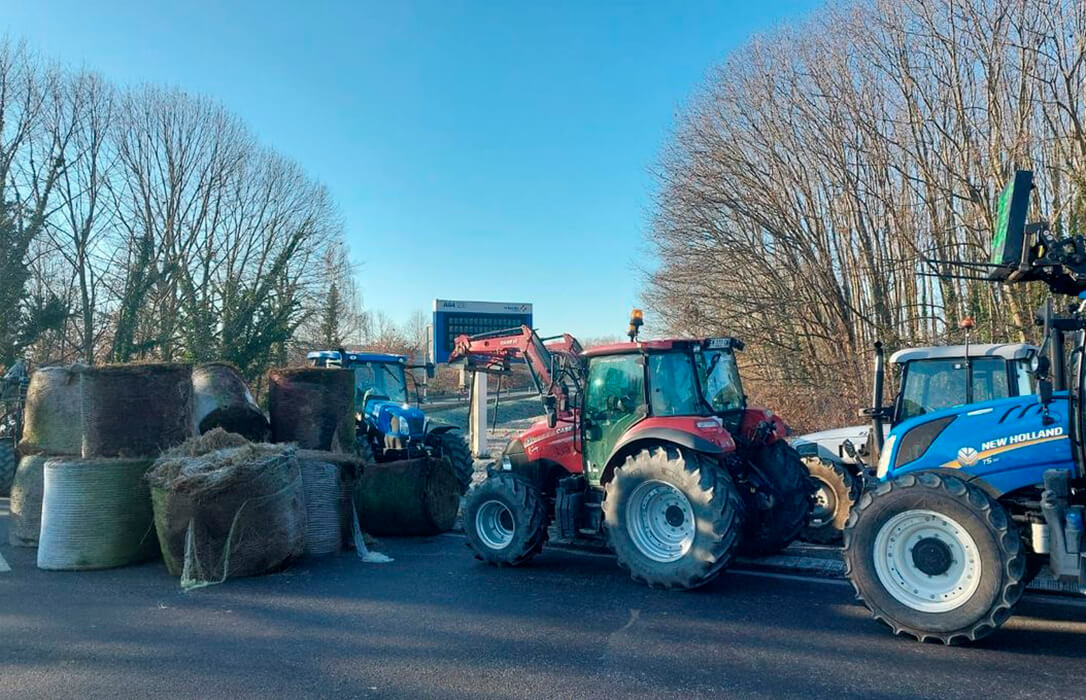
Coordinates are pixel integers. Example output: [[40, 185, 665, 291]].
[[794, 342, 1037, 468], [579, 337, 746, 484]]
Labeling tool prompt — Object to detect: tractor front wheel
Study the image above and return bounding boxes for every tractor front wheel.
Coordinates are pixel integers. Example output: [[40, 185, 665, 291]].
[[799, 457, 859, 544], [604, 446, 744, 590], [0, 442, 14, 496], [427, 431, 474, 493], [463, 472, 549, 566], [843, 471, 1026, 644]]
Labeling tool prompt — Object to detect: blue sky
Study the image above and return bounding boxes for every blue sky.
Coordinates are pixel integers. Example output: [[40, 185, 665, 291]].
[[3, 0, 819, 339]]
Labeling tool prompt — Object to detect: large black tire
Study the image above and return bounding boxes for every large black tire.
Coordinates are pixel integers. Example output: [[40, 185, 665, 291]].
[[0, 442, 15, 497], [463, 472, 548, 566], [843, 472, 1026, 645], [354, 437, 376, 465], [799, 457, 860, 545], [427, 431, 473, 493], [604, 446, 744, 590], [739, 440, 814, 556]]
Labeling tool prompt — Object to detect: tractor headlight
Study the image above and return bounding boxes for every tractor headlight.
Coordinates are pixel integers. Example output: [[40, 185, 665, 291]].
[[893, 415, 956, 469], [399, 417, 412, 435], [876, 434, 896, 479]]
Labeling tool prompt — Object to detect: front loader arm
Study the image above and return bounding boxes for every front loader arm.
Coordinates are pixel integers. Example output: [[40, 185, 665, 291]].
[[449, 325, 583, 403]]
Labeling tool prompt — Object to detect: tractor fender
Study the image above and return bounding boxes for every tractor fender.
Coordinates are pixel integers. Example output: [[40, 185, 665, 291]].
[[426, 424, 458, 436], [891, 466, 1003, 499], [601, 429, 726, 485]]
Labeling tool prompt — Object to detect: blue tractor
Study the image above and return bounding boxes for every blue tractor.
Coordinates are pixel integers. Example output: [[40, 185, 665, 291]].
[[306, 350, 474, 491], [844, 170, 1086, 643]]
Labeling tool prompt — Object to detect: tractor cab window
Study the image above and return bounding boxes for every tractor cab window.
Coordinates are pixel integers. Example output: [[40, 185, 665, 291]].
[[899, 357, 1011, 421], [648, 352, 701, 416], [353, 362, 408, 404], [697, 349, 745, 413], [584, 355, 646, 424]]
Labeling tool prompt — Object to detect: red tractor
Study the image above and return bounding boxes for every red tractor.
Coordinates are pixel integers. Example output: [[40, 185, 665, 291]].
[[450, 315, 812, 589]]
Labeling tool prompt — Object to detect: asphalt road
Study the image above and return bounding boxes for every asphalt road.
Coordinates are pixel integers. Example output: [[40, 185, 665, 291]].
[[2, 503, 1085, 699]]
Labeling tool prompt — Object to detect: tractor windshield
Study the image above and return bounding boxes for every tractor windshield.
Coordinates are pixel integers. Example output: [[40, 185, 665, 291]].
[[353, 361, 409, 404], [697, 349, 745, 413]]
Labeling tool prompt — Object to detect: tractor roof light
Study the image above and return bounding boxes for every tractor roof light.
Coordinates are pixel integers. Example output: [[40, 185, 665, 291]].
[[628, 309, 644, 341]]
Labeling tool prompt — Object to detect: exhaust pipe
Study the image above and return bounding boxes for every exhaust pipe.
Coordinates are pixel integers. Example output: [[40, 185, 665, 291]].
[[871, 341, 885, 452]]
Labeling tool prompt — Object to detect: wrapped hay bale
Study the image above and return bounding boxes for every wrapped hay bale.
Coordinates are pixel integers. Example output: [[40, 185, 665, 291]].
[[297, 448, 367, 549], [80, 363, 194, 458], [148, 440, 305, 586], [356, 456, 460, 536], [18, 366, 82, 456], [299, 459, 343, 556], [192, 362, 269, 441], [37, 458, 158, 570], [268, 367, 355, 451], [9, 455, 48, 547]]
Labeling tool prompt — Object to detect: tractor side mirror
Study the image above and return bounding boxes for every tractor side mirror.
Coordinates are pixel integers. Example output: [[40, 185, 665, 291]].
[[543, 395, 558, 429], [1039, 377, 1054, 406]]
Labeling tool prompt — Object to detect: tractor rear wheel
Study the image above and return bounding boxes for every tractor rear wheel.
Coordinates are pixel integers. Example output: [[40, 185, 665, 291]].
[[0, 442, 15, 496], [463, 472, 548, 566], [604, 446, 744, 590], [739, 440, 813, 556], [427, 431, 474, 493], [843, 471, 1026, 644], [799, 457, 859, 544]]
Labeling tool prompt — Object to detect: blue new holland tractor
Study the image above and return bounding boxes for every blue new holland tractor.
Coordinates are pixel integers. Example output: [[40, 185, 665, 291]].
[[844, 170, 1086, 643], [306, 350, 474, 491]]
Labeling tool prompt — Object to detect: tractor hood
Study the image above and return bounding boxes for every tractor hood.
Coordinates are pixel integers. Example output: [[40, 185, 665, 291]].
[[879, 392, 1074, 496], [365, 398, 426, 439], [792, 424, 873, 465]]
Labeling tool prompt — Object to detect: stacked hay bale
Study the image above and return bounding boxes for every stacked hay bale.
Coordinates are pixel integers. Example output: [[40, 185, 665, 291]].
[[192, 363, 269, 441], [148, 430, 306, 587], [35, 363, 193, 570], [296, 449, 366, 555], [9, 366, 82, 547], [268, 367, 356, 452]]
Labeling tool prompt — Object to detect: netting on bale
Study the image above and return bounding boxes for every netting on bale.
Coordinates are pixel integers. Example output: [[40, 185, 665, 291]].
[[80, 363, 194, 458], [9, 455, 48, 547], [268, 367, 355, 451], [299, 460, 343, 556], [37, 458, 159, 570], [148, 434, 305, 589], [19, 366, 82, 456], [296, 449, 366, 550], [356, 456, 460, 536], [192, 362, 269, 441]]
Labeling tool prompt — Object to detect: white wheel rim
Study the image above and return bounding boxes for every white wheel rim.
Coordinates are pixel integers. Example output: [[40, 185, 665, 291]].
[[475, 500, 515, 550], [810, 479, 837, 524], [873, 509, 982, 613], [625, 480, 695, 563]]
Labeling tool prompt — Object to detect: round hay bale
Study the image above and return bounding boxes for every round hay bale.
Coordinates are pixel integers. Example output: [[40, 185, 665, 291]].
[[148, 447, 305, 582], [19, 366, 82, 456], [80, 363, 194, 458], [192, 363, 269, 442], [9, 455, 50, 547], [299, 459, 343, 556], [36, 458, 158, 570], [268, 367, 355, 451], [355, 456, 460, 536]]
